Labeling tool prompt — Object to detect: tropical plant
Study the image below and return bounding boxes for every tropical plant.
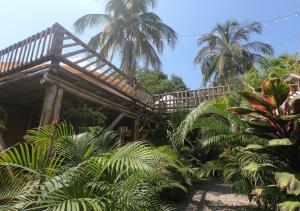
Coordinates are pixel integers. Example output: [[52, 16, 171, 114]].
[[227, 74, 300, 165], [234, 54, 300, 91], [172, 76, 300, 209], [226, 74, 300, 210], [170, 96, 259, 169], [136, 69, 188, 94], [0, 122, 191, 210], [194, 20, 273, 85], [74, 0, 177, 77]]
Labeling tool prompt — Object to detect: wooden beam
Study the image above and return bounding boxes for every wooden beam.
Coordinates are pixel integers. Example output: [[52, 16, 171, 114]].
[[42, 73, 155, 121], [106, 113, 125, 130]]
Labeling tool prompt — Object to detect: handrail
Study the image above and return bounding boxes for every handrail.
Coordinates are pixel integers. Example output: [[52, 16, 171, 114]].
[[0, 27, 53, 75], [153, 85, 232, 111]]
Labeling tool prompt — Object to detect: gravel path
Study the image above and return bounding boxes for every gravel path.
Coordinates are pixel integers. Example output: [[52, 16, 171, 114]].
[[175, 179, 258, 211]]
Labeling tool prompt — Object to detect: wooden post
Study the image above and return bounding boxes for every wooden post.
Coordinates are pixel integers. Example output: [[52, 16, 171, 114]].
[[39, 85, 64, 126], [106, 113, 125, 130], [118, 126, 125, 146], [52, 88, 64, 119], [50, 23, 64, 68], [145, 120, 154, 139], [133, 118, 140, 141]]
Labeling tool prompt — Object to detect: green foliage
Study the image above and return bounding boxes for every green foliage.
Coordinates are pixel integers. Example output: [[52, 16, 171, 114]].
[[227, 74, 300, 139], [0, 123, 192, 210], [226, 75, 300, 208], [235, 54, 300, 89], [61, 101, 106, 131], [278, 201, 300, 211], [136, 70, 188, 94], [170, 73, 300, 209], [275, 172, 300, 196]]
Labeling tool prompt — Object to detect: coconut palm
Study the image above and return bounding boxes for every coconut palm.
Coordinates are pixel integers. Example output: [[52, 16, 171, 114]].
[[74, 0, 177, 77], [194, 20, 273, 85]]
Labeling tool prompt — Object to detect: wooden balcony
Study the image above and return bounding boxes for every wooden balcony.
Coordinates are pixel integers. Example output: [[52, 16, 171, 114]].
[[0, 23, 154, 109]]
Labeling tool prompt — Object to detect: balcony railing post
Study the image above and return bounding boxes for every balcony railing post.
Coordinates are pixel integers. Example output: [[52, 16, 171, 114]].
[[50, 23, 65, 67]]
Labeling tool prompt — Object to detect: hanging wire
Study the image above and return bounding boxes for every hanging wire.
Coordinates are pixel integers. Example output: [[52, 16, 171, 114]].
[[157, 11, 300, 41]]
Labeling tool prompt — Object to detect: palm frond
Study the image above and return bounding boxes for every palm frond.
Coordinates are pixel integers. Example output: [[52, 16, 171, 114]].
[[74, 14, 111, 34]]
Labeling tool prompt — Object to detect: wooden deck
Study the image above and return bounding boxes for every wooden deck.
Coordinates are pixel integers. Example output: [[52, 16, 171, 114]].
[[0, 23, 153, 108]]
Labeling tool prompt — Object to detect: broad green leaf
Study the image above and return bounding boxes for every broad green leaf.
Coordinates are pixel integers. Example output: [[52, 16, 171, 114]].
[[261, 76, 290, 107], [268, 139, 293, 147], [275, 172, 300, 196], [238, 91, 274, 112], [278, 201, 300, 211]]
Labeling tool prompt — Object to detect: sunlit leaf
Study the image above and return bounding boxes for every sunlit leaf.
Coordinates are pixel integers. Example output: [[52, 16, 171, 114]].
[[278, 201, 300, 211], [261, 76, 290, 107], [268, 139, 292, 147], [238, 91, 273, 112], [275, 172, 300, 196]]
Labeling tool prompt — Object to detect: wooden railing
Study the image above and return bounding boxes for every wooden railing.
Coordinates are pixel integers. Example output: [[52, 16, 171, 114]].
[[0, 27, 53, 75], [154, 83, 300, 112], [153, 86, 232, 111], [0, 23, 154, 108]]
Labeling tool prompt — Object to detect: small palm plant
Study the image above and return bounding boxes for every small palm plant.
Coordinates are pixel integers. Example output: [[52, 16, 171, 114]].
[[0, 122, 190, 210]]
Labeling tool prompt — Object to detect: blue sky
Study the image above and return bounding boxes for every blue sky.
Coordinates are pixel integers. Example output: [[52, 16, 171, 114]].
[[1, 0, 300, 89]]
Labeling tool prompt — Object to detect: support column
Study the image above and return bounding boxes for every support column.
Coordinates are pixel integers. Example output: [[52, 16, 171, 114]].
[[133, 118, 140, 141], [106, 113, 125, 131], [118, 126, 126, 146], [52, 88, 64, 119], [39, 85, 64, 126]]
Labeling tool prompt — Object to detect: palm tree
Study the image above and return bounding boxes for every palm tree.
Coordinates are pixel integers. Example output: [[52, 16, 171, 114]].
[[194, 20, 273, 85], [74, 0, 177, 77]]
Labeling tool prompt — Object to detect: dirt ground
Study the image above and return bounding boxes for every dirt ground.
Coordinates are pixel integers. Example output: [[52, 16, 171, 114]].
[[175, 179, 258, 211]]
